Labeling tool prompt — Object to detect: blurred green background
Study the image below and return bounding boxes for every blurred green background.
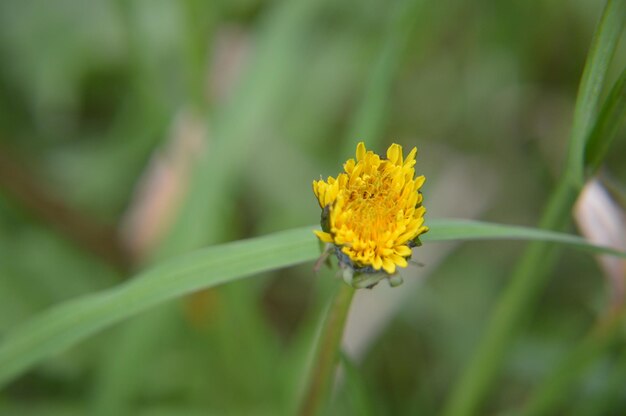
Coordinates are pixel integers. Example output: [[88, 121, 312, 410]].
[[0, 0, 625, 414]]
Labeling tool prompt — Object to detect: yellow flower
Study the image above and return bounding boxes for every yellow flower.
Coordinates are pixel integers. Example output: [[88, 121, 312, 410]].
[[313, 142, 428, 276]]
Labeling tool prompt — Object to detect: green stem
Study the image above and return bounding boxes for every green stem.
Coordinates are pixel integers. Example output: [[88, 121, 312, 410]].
[[299, 282, 356, 416]]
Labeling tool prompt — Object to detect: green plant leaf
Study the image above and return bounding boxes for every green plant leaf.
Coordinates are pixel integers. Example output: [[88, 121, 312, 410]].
[[443, 3, 626, 415], [0, 226, 319, 389], [566, 0, 626, 185], [1, 220, 626, 389], [423, 219, 626, 257]]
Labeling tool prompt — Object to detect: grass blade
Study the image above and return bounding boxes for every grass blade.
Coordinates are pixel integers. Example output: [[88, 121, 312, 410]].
[[444, 2, 626, 413], [1, 220, 626, 389], [566, 0, 626, 184], [424, 218, 626, 257], [0, 226, 318, 388]]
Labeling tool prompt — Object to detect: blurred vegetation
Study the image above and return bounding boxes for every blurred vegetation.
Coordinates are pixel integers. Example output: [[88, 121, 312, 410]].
[[0, 0, 624, 415]]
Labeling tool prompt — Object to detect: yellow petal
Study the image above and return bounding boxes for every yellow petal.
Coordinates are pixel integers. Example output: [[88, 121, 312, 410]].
[[390, 254, 408, 268], [356, 141, 366, 161], [344, 158, 356, 174], [386, 143, 402, 165], [404, 147, 417, 167], [414, 175, 425, 189], [394, 245, 413, 257], [382, 257, 396, 274], [372, 255, 383, 270], [314, 230, 334, 243]]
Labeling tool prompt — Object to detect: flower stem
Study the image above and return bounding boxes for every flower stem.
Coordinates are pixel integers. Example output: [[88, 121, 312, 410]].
[[299, 282, 355, 416]]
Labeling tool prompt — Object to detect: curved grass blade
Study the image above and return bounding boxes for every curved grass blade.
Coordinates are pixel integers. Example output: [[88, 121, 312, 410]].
[[1, 220, 626, 389], [424, 218, 626, 257], [566, 0, 626, 185], [0, 226, 319, 389]]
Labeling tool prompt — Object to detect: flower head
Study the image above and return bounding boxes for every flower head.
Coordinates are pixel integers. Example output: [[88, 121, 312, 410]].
[[313, 142, 428, 280]]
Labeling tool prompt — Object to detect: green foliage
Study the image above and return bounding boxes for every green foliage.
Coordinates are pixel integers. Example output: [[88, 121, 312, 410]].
[[0, 226, 318, 388], [444, 1, 626, 414], [1, 220, 624, 391], [567, 0, 626, 184], [1, 0, 625, 414]]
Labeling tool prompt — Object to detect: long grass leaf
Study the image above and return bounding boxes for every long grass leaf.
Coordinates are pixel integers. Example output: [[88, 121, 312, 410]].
[[424, 219, 626, 257], [444, 2, 626, 413], [566, 0, 626, 184], [1, 221, 626, 388], [0, 226, 318, 388]]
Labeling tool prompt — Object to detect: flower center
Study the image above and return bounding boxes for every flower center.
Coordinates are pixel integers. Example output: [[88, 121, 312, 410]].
[[344, 173, 398, 241]]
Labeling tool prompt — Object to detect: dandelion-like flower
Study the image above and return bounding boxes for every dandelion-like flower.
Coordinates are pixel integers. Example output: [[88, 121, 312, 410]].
[[313, 142, 428, 287]]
